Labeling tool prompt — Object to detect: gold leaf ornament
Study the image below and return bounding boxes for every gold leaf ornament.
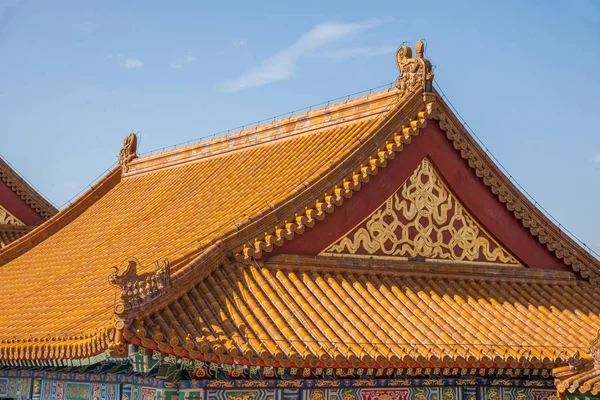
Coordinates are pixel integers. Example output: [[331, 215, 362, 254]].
[[321, 158, 520, 265]]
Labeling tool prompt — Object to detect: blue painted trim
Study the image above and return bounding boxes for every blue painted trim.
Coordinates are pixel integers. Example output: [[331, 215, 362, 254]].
[[0, 370, 555, 390]]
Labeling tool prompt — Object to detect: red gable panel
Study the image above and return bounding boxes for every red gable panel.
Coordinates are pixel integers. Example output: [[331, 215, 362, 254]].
[[0, 179, 45, 226], [268, 120, 568, 272]]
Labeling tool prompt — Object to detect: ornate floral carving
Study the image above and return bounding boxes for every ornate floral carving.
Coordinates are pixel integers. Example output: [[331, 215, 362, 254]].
[[395, 40, 434, 97], [118, 132, 138, 172], [108, 258, 172, 315], [234, 103, 435, 265], [0, 205, 24, 226], [321, 158, 520, 265]]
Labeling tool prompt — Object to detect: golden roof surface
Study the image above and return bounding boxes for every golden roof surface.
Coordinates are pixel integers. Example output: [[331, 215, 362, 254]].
[[0, 41, 598, 368], [130, 255, 600, 369], [0, 86, 402, 362]]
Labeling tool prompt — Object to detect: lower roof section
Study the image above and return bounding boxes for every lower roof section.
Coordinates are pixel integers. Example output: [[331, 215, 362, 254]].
[[128, 255, 600, 370]]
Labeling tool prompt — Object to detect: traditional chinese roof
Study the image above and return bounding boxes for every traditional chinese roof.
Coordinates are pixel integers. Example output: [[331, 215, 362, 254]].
[[0, 41, 598, 370], [0, 158, 57, 248], [128, 255, 599, 370]]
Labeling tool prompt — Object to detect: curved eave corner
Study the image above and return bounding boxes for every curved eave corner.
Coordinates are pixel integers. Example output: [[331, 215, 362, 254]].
[[0, 321, 120, 367], [0, 167, 123, 364]]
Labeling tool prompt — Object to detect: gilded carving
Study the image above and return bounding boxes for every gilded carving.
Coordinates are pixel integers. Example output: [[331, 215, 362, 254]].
[[224, 391, 259, 400], [321, 158, 520, 265], [430, 101, 599, 282], [395, 40, 434, 97], [119, 132, 138, 172], [108, 258, 172, 314], [442, 388, 457, 400], [0, 205, 24, 226]]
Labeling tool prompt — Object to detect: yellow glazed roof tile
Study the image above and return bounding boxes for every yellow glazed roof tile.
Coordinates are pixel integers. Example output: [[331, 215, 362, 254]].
[[0, 86, 403, 361], [1, 41, 599, 365], [132, 255, 600, 369]]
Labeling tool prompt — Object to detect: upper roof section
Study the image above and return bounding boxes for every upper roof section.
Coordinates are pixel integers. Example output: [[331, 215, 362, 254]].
[[0, 56, 410, 363], [0, 41, 598, 365]]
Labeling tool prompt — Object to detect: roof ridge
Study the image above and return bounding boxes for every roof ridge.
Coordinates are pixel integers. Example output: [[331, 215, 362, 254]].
[[124, 87, 400, 177], [122, 89, 428, 319], [265, 255, 578, 284], [0, 157, 58, 220], [138, 83, 396, 156]]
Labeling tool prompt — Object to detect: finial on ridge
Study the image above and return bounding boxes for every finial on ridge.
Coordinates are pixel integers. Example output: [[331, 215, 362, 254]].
[[416, 40, 425, 58], [395, 40, 433, 96], [118, 132, 138, 173]]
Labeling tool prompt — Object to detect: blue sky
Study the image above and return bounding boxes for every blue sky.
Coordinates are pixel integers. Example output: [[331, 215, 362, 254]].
[[1, 0, 599, 254]]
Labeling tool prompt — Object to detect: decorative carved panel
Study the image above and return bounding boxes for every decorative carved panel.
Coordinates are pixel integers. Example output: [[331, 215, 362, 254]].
[[0, 205, 24, 226], [320, 158, 521, 265]]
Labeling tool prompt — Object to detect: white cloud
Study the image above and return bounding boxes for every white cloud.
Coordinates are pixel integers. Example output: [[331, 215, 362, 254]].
[[183, 52, 195, 62], [592, 154, 600, 163], [169, 51, 195, 69], [122, 58, 143, 69], [221, 19, 383, 92], [231, 38, 247, 48], [318, 45, 396, 61]]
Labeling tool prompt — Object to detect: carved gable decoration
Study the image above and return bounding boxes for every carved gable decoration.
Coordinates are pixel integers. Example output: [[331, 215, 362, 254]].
[[320, 158, 521, 266], [0, 205, 25, 226]]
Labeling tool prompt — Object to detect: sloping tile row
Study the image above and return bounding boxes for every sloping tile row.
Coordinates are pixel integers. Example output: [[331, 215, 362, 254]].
[[131, 256, 600, 369], [0, 88, 400, 359]]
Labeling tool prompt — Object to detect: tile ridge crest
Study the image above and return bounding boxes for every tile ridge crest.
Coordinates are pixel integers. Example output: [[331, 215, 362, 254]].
[[124, 88, 400, 177]]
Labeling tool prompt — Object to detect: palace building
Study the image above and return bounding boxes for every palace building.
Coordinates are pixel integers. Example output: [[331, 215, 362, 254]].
[[0, 41, 598, 400], [0, 158, 56, 248]]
